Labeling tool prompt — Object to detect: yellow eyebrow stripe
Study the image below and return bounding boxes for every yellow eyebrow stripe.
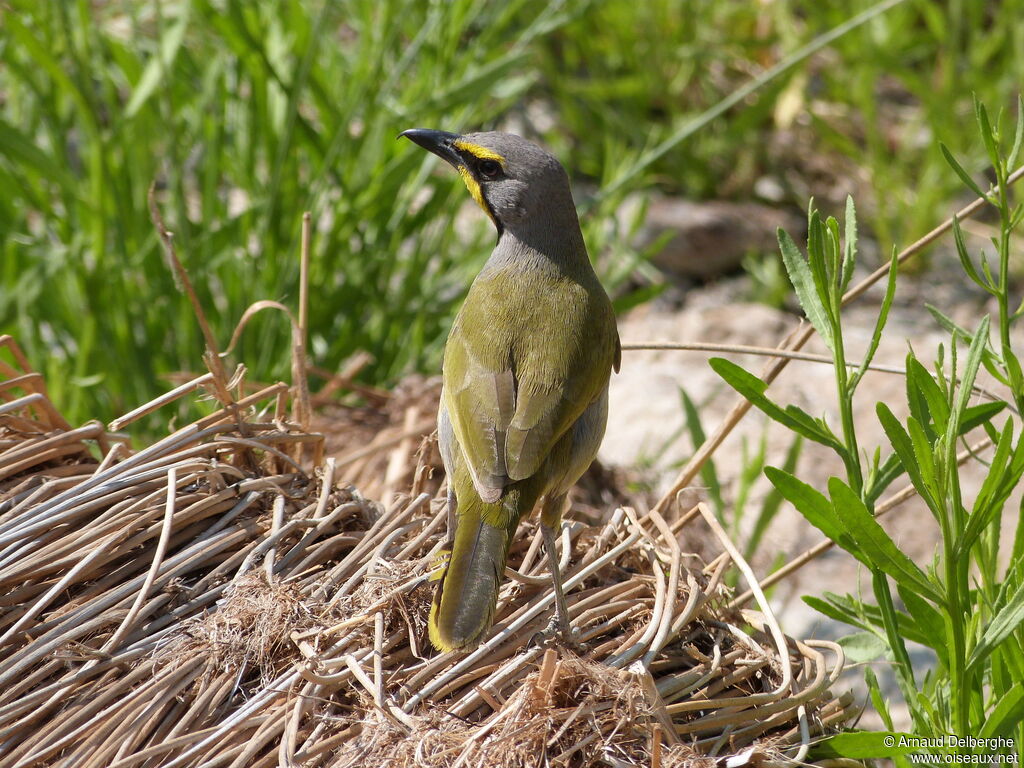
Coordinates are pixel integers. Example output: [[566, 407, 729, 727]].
[[453, 140, 506, 166]]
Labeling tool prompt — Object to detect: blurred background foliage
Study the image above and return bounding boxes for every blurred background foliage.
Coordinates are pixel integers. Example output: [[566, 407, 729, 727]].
[[1, 0, 1022, 430]]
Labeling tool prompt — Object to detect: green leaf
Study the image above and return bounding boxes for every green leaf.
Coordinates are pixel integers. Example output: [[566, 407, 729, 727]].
[[851, 245, 896, 391], [806, 207, 833, 305], [734, 433, 767, 527], [611, 281, 667, 313], [864, 667, 895, 731], [963, 420, 1021, 551], [897, 583, 948, 668], [906, 417, 940, 505], [905, 353, 948, 438], [872, 569, 919, 699], [840, 195, 858, 294], [710, 358, 844, 451], [829, 477, 941, 602], [805, 591, 928, 645], [1007, 94, 1024, 171], [967, 578, 1024, 674], [825, 215, 842, 294], [1004, 349, 1024, 396], [802, 595, 871, 631], [945, 315, 991, 451], [866, 452, 905, 505], [980, 682, 1024, 738], [766, 467, 864, 559], [961, 401, 1007, 433], [926, 304, 1006, 385], [941, 141, 988, 200], [838, 631, 889, 662], [125, 3, 192, 117], [975, 95, 1001, 173], [952, 216, 995, 294], [810, 731, 915, 760], [877, 402, 939, 514], [778, 226, 834, 351], [0, 119, 80, 197]]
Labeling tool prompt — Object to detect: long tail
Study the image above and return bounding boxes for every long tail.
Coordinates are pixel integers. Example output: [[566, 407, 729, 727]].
[[428, 481, 531, 652]]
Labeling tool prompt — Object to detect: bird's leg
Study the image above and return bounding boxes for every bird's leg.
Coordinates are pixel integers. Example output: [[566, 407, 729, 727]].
[[540, 520, 573, 643], [538, 491, 579, 646]]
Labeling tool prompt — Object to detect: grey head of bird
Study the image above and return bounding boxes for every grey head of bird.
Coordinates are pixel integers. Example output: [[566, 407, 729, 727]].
[[400, 129, 584, 255]]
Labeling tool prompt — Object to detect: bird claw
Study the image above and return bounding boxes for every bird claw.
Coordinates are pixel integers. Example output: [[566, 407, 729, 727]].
[[530, 615, 581, 650]]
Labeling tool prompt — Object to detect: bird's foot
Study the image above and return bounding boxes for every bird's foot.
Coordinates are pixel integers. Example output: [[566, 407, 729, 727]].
[[531, 615, 581, 650]]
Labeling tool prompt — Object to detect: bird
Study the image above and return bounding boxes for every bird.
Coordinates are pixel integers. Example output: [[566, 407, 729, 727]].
[[400, 128, 620, 652]]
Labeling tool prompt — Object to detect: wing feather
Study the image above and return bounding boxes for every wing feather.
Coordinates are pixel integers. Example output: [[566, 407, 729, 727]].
[[443, 270, 617, 499]]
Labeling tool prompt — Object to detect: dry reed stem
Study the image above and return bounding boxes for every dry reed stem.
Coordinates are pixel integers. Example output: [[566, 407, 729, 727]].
[[0, 328, 855, 766], [147, 186, 239, 420]]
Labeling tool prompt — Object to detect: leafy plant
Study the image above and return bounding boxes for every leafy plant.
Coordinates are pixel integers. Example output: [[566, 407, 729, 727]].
[[714, 97, 1024, 759]]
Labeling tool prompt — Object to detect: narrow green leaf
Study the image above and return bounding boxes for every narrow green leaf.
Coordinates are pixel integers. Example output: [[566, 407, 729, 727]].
[[810, 731, 915, 759], [1007, 94, 1024, 171], [940, 142, 988, 200], [734, 433, 767, 526], [710, 358, 844, 450], [906, 417, 940, 504], [896, 583, 948, 668], [125, 3, 192, 117], [808, 591, 928, 645], [840, 195, 857, 294], [829, 477, 941, 602], [802, 595, 871, 631], [866, 452, 905, 505], [968, 578, 1024, 674], [961, 401, 1006, 433], [766, 467, 862, 558], [1004, 349, 1024, 395], [825, 215, 842, 292], [838, 631, 889, 662], [778, 227, 834, 351], [871, 569, 919, 699], [611, 282, 667, 313], [851, 245, 896, 391], [877, 402, 939, 514], [963, 420, 1019, 551], [747, 435, 803, 556], [975, 95, 1001, 172], [864, 667, 895, 731], [0, 119, 80, 197], [952, 216, 995, 293], [945, 315, 991, 452], [906, 354, 949, 437], [806, 210, 837, 326], [979, 682, 1024, 738]]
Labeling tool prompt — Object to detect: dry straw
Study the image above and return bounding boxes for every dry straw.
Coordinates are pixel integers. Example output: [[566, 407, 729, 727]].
[[0, 197, 863, 766], [0, 348, 852, 765]]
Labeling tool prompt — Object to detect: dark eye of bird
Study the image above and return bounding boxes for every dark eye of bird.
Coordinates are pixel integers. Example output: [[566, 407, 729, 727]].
[[478, 159, 500, 179]]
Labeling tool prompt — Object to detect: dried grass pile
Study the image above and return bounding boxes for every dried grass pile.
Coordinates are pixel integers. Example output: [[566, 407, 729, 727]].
[[0, 333, 855, 767]]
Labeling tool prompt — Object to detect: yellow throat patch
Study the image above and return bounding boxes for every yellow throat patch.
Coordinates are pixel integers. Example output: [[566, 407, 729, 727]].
[[453, 140, 506, 222]]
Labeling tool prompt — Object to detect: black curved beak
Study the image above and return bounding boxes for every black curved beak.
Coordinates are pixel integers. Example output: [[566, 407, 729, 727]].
[[400, 128, 463, 168]]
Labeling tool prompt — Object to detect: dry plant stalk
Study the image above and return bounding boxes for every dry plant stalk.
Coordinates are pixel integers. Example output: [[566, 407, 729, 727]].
[[0, 338, 855, 767]]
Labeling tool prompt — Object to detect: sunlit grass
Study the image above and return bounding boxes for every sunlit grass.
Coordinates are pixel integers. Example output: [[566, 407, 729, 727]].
[[1, 0, 1022, 431]]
